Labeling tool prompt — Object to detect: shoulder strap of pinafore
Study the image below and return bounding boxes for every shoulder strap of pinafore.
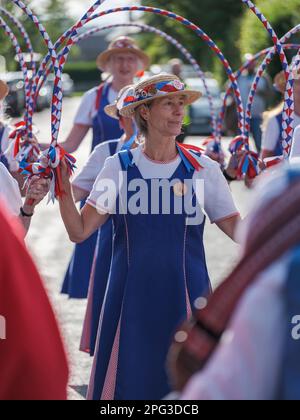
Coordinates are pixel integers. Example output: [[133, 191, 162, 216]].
[[118, 149, 135, 171], [94, 83, 106, 112]]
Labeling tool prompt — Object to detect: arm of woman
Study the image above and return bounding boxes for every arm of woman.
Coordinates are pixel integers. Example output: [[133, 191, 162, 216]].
[[216, 214, 241, 242], [201, 156, 241, 242], [59, 124, 90, 154], [58, 90, 96, 153], [59, 193, 108, 243], [59, 160, 109, 243]]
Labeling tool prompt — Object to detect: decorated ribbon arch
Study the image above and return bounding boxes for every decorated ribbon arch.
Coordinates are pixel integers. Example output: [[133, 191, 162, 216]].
[[0, 15, 35, 156], [241, 0, 294, 158], [243, 46, 299, 159], [208, 0, 295, 174], [44, 1, 295, 177], [0, 6, 40, 161], [218, 41, 300, 144], [10, 0, 63, 145], [5, 0, 295, 193], [34, 5, 247, 161], [8, 0, 75, 200], [35, 21, 217, 138], [75, 23, 218, 137], [0, 7, 36, 77]]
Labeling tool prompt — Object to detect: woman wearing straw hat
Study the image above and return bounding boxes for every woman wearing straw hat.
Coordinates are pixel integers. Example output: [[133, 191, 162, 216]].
[[261, 60, 300, 160], [58, 74, 240, 400], [61, 36, 150, 299]]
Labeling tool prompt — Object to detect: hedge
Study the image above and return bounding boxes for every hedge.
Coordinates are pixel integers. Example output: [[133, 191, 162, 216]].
[[63, 61, 102, 90]]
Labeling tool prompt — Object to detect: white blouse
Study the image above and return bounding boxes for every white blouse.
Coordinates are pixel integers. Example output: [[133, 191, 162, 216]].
[[87, 147, 239, 224], [74, 86, 118, 127], [262, 114, 300, 152], [72, 139, 122, 194]]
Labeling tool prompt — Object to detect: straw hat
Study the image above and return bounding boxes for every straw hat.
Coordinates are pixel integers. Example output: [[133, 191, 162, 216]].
[[105, 85, 135, 120], [96, 36, 150, 72], [0, 80, 9, 101], [119, 73, 202, 118]]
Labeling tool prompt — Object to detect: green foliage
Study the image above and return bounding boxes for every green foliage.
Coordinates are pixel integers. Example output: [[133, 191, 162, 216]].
[[140, 0, 244, 81], [64, 61, 101, 86], [139, 0, 300, 82], [239, 0, 300, 76], [0, 0, 73, 71]]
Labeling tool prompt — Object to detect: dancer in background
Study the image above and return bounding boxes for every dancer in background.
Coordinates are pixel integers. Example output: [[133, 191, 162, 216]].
[[74, 85, 139, 356], [61, 37, 150, 299], [261, 61, 300, 159]]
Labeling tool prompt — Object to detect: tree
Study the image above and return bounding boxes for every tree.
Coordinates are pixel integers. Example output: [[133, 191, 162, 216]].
[[239, 0, 300, 77], [139, 0, 244, 80], [0, 0, 73, 71]]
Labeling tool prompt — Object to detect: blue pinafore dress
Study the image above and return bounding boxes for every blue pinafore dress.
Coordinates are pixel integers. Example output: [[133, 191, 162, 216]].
[[80, 140, 119, 355], [81, 136, 138, 356], [273, 113, 284, 156], [61, 84, 123, 299], [87, 149, 211, 400]]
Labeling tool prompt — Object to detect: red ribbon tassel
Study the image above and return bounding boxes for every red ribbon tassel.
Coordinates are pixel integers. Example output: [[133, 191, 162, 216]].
[[177, 143, 203, 171]]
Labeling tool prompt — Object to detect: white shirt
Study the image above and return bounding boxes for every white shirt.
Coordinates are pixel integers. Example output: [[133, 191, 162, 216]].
[[181, 255, 288, 400], [290, 125, 300, 159], [72, 138, 122, 193], [0, 162, 22, 216], [87, 147, 239, 224], [74, 86, 118, 127], [262, 114, 300, 152]]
